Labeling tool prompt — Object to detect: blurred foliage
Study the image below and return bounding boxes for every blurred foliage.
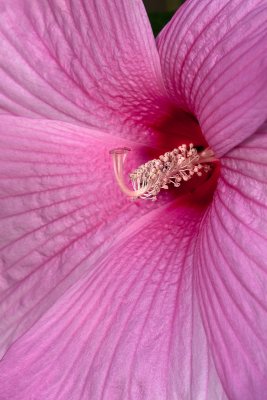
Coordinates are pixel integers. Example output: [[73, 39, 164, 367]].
[[147, 1, 185, 36], [148, 11, 175, 36]]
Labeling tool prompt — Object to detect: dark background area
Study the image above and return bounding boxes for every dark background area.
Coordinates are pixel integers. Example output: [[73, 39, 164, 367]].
[[143, 0, 186, 35]]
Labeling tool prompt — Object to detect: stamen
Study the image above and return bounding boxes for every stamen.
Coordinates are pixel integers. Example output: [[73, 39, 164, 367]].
[[110, 144, 217, 201]]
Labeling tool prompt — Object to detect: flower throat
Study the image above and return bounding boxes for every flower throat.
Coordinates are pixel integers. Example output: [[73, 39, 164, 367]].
[[110, 144, 216, 201]]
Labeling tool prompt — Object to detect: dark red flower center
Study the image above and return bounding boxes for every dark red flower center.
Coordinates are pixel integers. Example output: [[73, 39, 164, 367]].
[[111, 104, 220, 204]]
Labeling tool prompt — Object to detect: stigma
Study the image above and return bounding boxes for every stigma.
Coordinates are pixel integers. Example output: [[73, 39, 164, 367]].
[[110, 144, 216, 201]]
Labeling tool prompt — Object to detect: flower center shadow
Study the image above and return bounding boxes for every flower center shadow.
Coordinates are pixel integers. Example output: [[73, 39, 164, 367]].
[[111, 105, 220, 205]]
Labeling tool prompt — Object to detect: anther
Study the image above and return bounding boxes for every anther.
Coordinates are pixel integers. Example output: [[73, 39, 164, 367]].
[[110, 144, 217, 201]]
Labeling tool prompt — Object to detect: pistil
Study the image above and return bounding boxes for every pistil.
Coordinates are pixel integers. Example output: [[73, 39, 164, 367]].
[[110, 144, 216, 201]]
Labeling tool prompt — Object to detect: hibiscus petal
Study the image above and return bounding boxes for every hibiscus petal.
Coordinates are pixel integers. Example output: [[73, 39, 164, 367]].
[[157, 0, 267, 155], [195, 122, 267, 399], [0, 116, 159, 356], [0, 0, 166, 138], [0, 199, 226, 400]]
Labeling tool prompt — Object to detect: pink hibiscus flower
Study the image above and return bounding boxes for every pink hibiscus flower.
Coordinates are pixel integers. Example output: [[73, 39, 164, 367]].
[[0, 0, 266, 399]]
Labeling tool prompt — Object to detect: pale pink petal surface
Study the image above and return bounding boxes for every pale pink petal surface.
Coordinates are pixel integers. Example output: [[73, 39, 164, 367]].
[[0, 116, 160, 356], [0, 0, 167, 140], [157, 0, 267, 155], [0, 198, 227, 400], [195, 123, 267, 399]]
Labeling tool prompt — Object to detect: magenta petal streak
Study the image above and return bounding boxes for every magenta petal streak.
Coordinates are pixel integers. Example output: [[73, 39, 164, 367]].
[[0, 0, 167, 140], [0, 196, 226, 400], [0, 117, 154, 356], [195, 124, 267, 399], [157, 0, 267, 155]]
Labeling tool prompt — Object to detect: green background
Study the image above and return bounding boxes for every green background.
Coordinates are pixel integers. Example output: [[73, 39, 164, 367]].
[[146, 1, 185, 36]]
